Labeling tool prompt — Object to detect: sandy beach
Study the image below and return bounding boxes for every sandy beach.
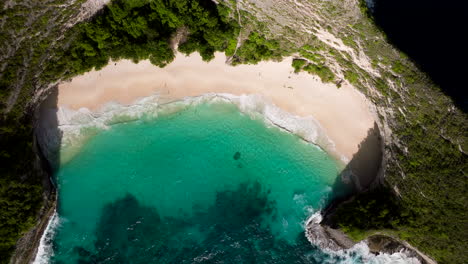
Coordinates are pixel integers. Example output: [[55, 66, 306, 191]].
[[57, 52, 376, 163]]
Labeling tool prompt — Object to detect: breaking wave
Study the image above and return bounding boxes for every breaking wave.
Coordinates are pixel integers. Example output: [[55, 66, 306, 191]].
[[35, 93, 420, 263], [32, 211, 60, 264], [38, 93, 341, 166], [304, 212, 421, 264]]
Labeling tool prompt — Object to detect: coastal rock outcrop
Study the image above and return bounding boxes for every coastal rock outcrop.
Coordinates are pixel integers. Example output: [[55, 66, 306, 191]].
[[367, 235, 436, 264], [1, 0, 465, 262], [306, 213, 437, 264]]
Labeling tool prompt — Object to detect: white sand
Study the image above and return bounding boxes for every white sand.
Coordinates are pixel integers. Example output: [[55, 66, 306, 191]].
[[58, 52, 376, 162]]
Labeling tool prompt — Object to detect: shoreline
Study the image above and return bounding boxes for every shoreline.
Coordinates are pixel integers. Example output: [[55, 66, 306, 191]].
[[33, 51, 389, 263], [305, 212, 431, 264], [56, 52, 377, 163], [51, 93, 341, 166]]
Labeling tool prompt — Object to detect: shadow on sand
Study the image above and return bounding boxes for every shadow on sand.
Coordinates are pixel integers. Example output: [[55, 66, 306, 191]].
[[323, 121, 383, 210], [339, 122, 383, 193], [36, 86, 63, 173], [25, 92, 385, 262], [308, 122, 383, 249]]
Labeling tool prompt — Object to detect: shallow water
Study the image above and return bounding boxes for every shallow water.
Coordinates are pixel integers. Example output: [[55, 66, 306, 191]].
[[43, 102, 415, 264]]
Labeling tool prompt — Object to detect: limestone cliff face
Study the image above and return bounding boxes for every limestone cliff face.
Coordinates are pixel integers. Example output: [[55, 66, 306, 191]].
[[218, 0, 465, 190], [227, 1, 465, 263], [1, 0, 108, 114], [8, 136, 55, 264], [1, 0, 466, 263], [219, 0, 389, 184], [1, 1, 108, 263]]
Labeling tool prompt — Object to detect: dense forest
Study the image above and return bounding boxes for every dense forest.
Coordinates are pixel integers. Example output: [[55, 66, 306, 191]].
[[330, 2, 468, 263], [0, 0, 466, 263], [48, 0, 238, 77], [0, 0, 285, 261], [44, 0, 289, 80]]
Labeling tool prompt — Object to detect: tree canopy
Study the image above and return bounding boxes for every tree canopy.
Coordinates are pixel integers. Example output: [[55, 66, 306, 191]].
[[49, 0, 242, 77]]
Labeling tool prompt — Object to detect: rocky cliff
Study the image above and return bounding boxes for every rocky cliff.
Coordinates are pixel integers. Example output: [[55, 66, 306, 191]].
[[0, 0, 466, 263], [218, 1, 467, 262], [1, 1, 108, 263]]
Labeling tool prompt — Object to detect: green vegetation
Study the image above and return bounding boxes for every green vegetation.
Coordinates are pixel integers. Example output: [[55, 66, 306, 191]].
[[46, 0, 240, 78], [299, 44, 325, 64], [1, 0, 467, 263], [292, 58, 335, 83], [1, 1, 88, 261], [0, 116, 43, 261], [291, 58, 307, 73], [284, 2, 467, 263], [0, 0, 240, 261], [302, 63, 335, 83], [332, 188, 408, 241], [233, 31, 285, 64], [341, 35, 358, 51], [329, 4, 468, 264], [344, 70, 359, 85], [391, 60, 417, 84], [292, 44, 336, 83], [0, 1, 295, 260]]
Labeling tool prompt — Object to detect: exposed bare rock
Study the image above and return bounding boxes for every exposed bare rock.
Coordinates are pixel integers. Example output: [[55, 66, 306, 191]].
[[306, 214, 356, 251], [9, 136, 56, 264], [67, 0, 110, 27], [367, 235, 437, 264], [3, 1, 110, 263]]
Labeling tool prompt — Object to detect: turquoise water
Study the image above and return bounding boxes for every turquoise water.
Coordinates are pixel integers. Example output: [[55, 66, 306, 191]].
[[50, 102, 355, 263]]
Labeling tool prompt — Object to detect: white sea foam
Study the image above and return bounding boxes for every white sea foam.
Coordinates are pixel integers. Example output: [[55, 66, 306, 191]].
[[36, 93, 413, 263], [304, 212, 421, 264], [306, 210, 324, 226], [348, 241, 421, 264], [39, 93, 340, 165], [32, 211, 60, 264]]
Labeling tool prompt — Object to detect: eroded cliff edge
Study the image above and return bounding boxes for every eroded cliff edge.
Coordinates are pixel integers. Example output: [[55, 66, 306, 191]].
[[304, 121, 437, 264], [1, 0, 466, 263], [1, 1, 108, 263]]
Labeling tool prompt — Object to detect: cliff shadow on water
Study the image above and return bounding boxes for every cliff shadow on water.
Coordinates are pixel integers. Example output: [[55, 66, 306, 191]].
[[304, 122, 387, 256], [36, 86, 63, 174], [371, 0, 467, 112], [339, 122, 383, 193], [66, 185, 325, 263], [27, 94, 386, 263], [12, 86, 64, 264], [311, 122, 384, 247], [327, 122, 383, 204]]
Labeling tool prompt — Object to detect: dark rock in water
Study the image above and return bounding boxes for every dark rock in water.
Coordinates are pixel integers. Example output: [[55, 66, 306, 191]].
[[233, 151, 241, 160], [74, 246, 91, 257]]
